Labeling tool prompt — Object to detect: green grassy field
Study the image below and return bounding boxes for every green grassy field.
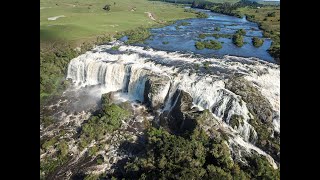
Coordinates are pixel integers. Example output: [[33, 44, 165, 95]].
[[236, 6, 280, 37], [40, 0, 196, 46]]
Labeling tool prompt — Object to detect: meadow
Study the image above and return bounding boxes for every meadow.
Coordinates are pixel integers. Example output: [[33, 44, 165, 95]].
[[40, 0, 196, 47]]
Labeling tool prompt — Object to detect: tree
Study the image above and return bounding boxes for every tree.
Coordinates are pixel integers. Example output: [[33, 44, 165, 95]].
[[232, 34, 244, 47], [103, 4, 111, 11], [267, 12, 276, 17], [195, 41, 205, 50], [252, 37, 264, 47]]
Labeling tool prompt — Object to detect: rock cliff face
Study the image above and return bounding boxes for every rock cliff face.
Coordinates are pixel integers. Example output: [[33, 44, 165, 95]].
[[143, 75, 171, 109]]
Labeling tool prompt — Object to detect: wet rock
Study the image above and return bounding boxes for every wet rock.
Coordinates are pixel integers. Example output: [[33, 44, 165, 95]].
[[160, 89, 221, 134], [226, 76, 273, 124], [101, 92, 116, 106], [143, 74, 171, 109]]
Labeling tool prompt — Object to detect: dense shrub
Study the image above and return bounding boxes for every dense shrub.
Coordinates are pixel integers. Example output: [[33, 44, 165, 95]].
[[232, 33, 244, 47], [252, 37, 264, 47], [195, 41, 205, 50]]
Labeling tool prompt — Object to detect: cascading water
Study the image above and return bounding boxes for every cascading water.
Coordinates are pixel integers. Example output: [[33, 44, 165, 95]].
[[66, 41, 280, 168]]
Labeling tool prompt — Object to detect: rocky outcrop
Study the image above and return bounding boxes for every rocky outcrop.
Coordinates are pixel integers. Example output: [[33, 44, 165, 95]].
[[160, 89, 221, 135], [225, 76, 273, 124], [143, 75, 171, 109], [160, 89, 196, 133], [101, 92, 115, 106]]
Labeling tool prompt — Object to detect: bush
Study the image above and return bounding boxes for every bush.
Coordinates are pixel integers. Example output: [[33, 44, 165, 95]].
[[162, 41, 169, 45], [214, 27, 221, 31], [78, 95, 132, 146], [199, 33, 207, 39], [236, 29, 246, 36], [252, 37, 264, 47], [202, 61, 211, 69], [125, 27, 151, 44], [232, 34, 244, 47], [103, 4, 111, 11], [267, 12, 276, 17], [179, 22, 190, 26], [195, 41, 205, 50], [204, 40, 222, 50], [196, 12, 209, 18], [111, 45, 120, 50]]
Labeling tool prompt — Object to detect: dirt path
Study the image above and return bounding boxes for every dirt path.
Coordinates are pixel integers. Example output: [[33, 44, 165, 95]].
[[145, 12, 156, 21]]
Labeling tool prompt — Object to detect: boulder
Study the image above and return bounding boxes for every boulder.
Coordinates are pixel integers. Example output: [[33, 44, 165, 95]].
[[143, 75, 171, 109]]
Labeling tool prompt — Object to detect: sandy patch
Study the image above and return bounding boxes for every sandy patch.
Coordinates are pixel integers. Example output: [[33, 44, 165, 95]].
[[40, 7, 51, 10], [48, 15, 66, 21], [145, 12, 156, 21]]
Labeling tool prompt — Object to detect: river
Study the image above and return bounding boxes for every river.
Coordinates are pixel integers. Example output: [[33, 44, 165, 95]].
[[122, 8, 274, 62]]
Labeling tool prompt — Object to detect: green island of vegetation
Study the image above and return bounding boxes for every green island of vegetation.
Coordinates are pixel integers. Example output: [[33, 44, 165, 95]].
[[195, 40, 223, 50], [252, 37, 264, 47], [232, 33, 244, 47]]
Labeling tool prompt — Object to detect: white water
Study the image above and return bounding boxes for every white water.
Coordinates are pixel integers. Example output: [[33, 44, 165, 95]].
[[67, 41, 280, 167]]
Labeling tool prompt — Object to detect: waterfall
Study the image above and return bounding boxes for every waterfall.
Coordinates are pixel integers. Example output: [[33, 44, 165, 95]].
[[66, 42, 280, 167]]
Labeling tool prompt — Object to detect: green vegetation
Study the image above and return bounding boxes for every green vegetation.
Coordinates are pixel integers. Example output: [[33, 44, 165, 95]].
[[40, 0, 198, 101], [125, 27, 152, 44], [252, 37, 264, 47], [267, 11, 276, 17], [236, 29, 246, 36], [162, 41, 169, 44], [195, 41, 205, 50], [103, 4, 111, 12], [226, 77, 280, 161], [40, 139, 70, 179], [78, 93, 130, 146], [41, 116, 54, 128], [202, 61, 211, 69], [232, 33, 244, 47], [195, 11, 209, 18], [114, 127, 279, 179], [205, 40, 223, 49], [229, 115, 244, 129], [212, 33, 232, 39], [195, 40, 222, 50], [150, 0, 240, 4], [40, 0, 196, 46], [249, 118, 280, 162], [78, 94, 132, 149], [198, 33, 207, 39], [214, 26, 221, 31], [179, 21, 191, 26], [189, 0, 280, 63], [111, 45, 120, 50], [235, 6, 280, 62]]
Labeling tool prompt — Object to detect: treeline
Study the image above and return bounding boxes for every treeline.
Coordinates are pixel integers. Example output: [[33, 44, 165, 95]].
[[148, 0, 201, 4], [191, 0, 262, 17]]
